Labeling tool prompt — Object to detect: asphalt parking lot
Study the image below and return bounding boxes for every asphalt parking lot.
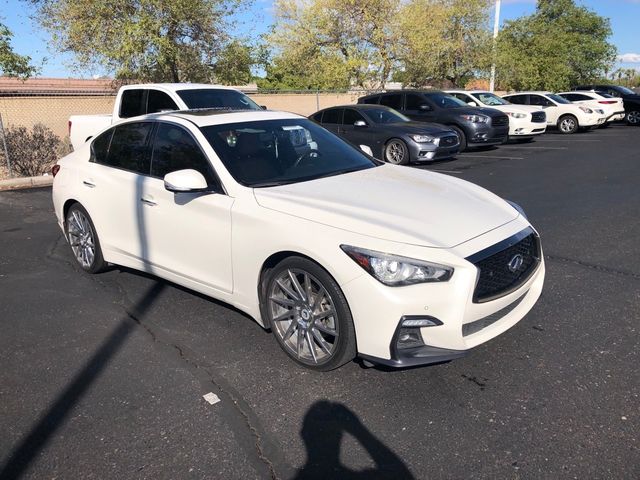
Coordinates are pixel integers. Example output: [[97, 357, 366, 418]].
[[1, 125, 639, 479]]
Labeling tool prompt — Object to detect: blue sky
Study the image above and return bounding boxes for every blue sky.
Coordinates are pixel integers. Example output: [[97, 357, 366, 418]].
[[1, 0, 638, 78]]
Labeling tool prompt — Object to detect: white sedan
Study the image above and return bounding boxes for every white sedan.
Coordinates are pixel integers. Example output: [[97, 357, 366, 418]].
[[503, 91, 606, 134], [446, 90, 547, 142], [557, 91, 626, 125], [51, 109, 545, 370]]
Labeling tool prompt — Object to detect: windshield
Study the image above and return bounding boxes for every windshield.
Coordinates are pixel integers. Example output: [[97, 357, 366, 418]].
[[472, 92, 510, 106], [425, 93, 467, 109], [177, 89, 262, 110], [364, 108, 410, 124], [547, 94, 570, 104], [616, 86, 635, 95], [201, 119, 379, 187]]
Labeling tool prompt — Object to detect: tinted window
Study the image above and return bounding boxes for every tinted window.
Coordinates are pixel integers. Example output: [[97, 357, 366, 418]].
[[151, 123, 216, 186], [546, 94, 570, 104], [311, 112, 323, 122], [406, 93, 426, 110], [176, 89, 261, 110], [529, 95, 551, 106], [119, 89, 147, 118], [147, 90, 178, 114], [450, 93, 471, 103], [361, 95, 380, 105], [380, 94, 402, 110], [104, 122, 153, 174], [90, 129, 113, 164], [201, 119, 378, 187], [363, 108, 409, 124], [506, 95, 527, 105], [322, 109, 342, 124], [424, 92, 467, 109], [343, 109, 366, 125]]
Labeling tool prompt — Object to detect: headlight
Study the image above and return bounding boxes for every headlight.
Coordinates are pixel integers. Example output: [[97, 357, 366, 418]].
[[506, 112, 526, 119], [460, 114, 489, 123], [340, 245, 453, 286], [506, 200, 527, 219], [410, 134, 435, 143], [579, 106, 593, 114]]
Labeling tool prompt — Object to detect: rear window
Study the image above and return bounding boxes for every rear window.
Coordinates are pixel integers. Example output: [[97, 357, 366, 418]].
[[176, 89, 261, 110], [119, 89, 146, 118], [147, 90, 179, 114], [380, 94, 402, 110]]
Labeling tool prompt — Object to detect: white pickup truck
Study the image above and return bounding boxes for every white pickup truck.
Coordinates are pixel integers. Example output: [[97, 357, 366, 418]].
[[68, 83, 262, 150]]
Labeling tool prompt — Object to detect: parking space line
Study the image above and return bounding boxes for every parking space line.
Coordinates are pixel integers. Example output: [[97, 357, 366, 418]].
[[501, 146, 568, 150], [459, 155, 524, 160], [429, 169, 463, 174]]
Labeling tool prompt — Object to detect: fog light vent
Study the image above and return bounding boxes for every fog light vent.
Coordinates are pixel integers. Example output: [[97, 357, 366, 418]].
[[395, 316, 442, 351], [397, 327, 425, 350]]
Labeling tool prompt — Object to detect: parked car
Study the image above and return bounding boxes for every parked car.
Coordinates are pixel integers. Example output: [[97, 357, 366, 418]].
[[557, 91, 625, 126], [446, 90, 546, 142], [573, 84, 640, 126], [51, 109, 544, 371], [357, 90, 509, 152], [502, 92, 606, 134], [309, 105, 459, 164], [68, 83, 262, 150]]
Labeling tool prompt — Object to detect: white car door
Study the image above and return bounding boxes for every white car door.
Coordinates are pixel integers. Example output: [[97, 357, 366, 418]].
[[139, 121, 234, 294], [77, 121, 156, 267], [529, 95, 559, 124]]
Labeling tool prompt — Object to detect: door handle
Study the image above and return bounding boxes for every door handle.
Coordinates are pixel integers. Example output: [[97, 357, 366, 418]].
[[140, 197, 157, 206], [82, 180, 96, 188]]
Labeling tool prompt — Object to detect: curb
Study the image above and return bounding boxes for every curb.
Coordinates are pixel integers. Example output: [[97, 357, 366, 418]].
[[0, 175, 54, 191]]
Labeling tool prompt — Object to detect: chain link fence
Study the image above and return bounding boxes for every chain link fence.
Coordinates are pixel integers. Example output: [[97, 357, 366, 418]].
[[0, 89, 380, 180]]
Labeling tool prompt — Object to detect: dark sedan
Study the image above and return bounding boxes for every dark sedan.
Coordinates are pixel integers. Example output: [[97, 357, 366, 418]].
[[358, 90, 510, 151], [309, 105, 460, 164]]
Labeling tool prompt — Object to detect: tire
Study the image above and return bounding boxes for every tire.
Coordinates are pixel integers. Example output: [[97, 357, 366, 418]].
[[65, 203, 107, 273], [384, 138, 410, 165], [450, 126, 467, 152], [557, 114, 579, 134], [626, 110, 640, 126], [263, 256, 356, 371]]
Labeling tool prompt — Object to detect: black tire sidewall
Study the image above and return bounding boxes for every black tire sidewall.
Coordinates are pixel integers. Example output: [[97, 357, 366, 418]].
[[65, 203, 106, 274], [450, 126, 467, 152], [263, 256, 357, 371]]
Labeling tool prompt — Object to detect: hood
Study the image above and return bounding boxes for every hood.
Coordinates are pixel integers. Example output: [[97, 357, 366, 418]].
[[254, 165, 519, 248], [386, 121, 456, 136], [495, 104, 542, 113], [451, 106, 507, 118]]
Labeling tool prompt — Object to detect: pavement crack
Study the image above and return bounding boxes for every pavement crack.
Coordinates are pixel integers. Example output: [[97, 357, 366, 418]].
[[545, 254, 640, 281]]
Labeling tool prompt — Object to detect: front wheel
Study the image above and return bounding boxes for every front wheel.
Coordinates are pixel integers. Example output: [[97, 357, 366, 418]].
[[264, 257, 356, 371], [557, 115, 578, 134], [627, 110, 640, 126], [384, 139, 409, 165], [450, 126, 467, 152], [65, 203, 107, 273]]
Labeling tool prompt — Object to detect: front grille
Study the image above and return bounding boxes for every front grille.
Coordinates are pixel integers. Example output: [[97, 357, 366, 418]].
[[491, 115, 509, 127], [467, 230, 540, 303], [462, 292, 527, 336], [439, 135, 459, 147], [531, 111, 546, 123]]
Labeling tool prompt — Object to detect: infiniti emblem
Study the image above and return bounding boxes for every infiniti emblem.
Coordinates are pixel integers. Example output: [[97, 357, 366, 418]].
[[508, 254, 524, 273]]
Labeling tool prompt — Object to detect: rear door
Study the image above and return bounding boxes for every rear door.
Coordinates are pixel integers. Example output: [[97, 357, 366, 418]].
[[319, 108, 343, 135], [339, 108, 372, 149], [404, 93, 438, 122]]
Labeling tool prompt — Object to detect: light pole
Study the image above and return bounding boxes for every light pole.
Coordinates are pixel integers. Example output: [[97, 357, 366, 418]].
[[489, 0, 501, 92]]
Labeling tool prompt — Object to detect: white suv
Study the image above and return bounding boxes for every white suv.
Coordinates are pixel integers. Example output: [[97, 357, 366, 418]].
[[557, 91, 625, 125], [502, 91, 606, 134], [446, 90, 546, 142]]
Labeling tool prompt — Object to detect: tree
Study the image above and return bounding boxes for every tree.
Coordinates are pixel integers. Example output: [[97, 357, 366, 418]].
[[29, 0, 246, 82], [0, 22, 37, 78], [262, 0, 401, 90], [212, 40, 254, 85], [396, 0, 492, 88], [496, 0, 617, 91]]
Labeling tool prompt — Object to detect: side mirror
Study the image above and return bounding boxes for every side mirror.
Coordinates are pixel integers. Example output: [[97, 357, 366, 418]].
[[164, 169, 209, 193], [467, 101, 477, 107], [418, 104, 432, 111], [354, 120, 367, 127], [261, 105, 268, 110]]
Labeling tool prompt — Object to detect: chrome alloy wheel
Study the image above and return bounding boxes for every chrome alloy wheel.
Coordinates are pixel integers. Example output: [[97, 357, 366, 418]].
[[385, 140, 407, 164], [268, 269, 338, 365], [559, 117, 577, 133], [67, 209, 96, 269], [627, 111, 640, 125]]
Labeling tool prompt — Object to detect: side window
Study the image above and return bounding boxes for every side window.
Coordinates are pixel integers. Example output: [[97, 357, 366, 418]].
[[105, 122, 154, 174], [119, 89, 147, 118], [343, 109, 366, 125], [147, 90, 179, 114], [406, 94, 426, 110], [361, 96, 380, 105], [311, 111, 323, 122], [90, 129, 113, 164], [151, 123, 217, 187], [607, 89, 621, 97], [380, 94, 402, 110], [529, 95, 552, 106], [573, 94, 591, 101], [506, 95, 526, 105], [322, 109, 342, 124], [450, 93, 469, 103]]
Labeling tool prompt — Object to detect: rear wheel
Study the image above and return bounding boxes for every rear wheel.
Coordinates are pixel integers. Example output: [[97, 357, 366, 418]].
[[627, 110, 640, 126], [65, 203, 106, 273], [264, 257, 356, 371], [384, 139, 409, 165], [557, 115, 578, 134], [450, 126, 467, 152]]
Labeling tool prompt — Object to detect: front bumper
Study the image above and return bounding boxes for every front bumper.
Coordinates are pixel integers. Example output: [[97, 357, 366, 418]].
[[508, 118, 547, 138], [607, 111, 626, 122], [343, 221, 545, 367], [407, 135, 460, 162], [465, 123, 509, 147]]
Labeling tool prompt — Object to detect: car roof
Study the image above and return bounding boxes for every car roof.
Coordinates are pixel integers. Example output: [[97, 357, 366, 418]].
[[154, 109, 304, 127], [360, 89, 444, 97], [317, 104, 394, 111], [120, 83, 242, 92], [503, 91, 552, 96]]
